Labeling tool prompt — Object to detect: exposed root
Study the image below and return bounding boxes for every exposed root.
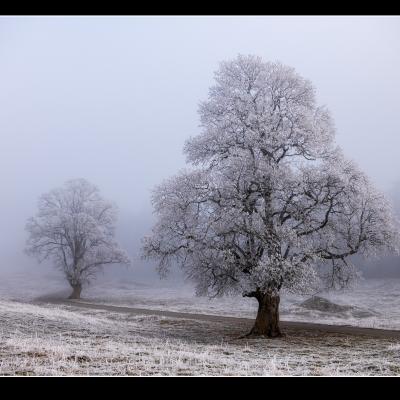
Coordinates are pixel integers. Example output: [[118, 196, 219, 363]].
[[236, 332, 286, 340]]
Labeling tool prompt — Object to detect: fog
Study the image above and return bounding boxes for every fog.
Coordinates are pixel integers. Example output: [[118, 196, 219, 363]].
[[1, 16, 400, 286]]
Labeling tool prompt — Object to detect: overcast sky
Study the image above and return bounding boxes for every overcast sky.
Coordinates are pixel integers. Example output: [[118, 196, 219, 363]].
[[1, 16, 399, 279]]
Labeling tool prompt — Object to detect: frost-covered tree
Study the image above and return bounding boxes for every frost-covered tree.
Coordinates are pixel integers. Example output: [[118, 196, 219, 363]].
[[26, 179, 131, 299], [143, 55, 399, 337]]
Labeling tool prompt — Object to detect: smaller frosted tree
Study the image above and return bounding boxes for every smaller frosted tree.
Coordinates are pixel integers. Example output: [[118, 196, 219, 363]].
[[26, 178, 131, 299]]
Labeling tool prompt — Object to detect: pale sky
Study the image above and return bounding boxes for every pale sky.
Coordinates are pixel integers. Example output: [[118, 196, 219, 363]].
[[1, 16, 399, 279]]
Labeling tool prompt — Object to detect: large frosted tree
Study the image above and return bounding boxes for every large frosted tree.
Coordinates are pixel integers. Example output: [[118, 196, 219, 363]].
[[26, 179, 131, 299], [143, 55, 399, 337]]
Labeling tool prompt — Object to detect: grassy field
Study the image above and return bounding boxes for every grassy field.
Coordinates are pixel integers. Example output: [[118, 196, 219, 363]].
[[1, 299, 400, 376]]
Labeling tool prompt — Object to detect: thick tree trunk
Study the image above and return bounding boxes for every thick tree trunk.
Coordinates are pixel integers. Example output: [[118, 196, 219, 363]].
[[248, 293, 282, 338], [68, 283, 82, 299]]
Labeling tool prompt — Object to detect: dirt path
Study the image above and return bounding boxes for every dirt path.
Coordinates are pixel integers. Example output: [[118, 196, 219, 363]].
[[36, 297, 400, 340]]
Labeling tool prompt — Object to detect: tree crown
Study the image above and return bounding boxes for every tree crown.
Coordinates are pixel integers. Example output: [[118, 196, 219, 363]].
[[143, 55, 399, 298], [26, 178, 130, 286]]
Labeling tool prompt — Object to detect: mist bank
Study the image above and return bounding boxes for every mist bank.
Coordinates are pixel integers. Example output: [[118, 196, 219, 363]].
[[1, 202, 399, 288]]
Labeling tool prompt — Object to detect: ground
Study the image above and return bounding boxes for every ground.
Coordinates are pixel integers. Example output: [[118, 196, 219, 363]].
[[1, 270, 400, 376], [1, 299, 400, 376]]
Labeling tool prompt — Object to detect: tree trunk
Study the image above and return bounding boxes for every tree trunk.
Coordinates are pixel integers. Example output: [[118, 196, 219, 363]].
[[248, 293, 282, 338], [68, 283, 82, 299]]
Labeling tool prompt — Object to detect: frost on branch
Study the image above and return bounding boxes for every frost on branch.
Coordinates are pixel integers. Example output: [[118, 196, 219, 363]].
[[26, 179, 131, 298], [143, 55, 399, 305]]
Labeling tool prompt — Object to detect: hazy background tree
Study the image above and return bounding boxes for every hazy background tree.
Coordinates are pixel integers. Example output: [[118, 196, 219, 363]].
[[143, 55, 399, 337], [26, 178, 131, 299]]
